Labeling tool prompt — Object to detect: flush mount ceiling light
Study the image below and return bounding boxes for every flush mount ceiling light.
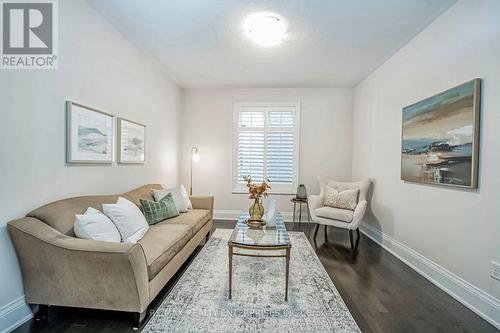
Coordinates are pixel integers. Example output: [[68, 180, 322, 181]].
[[243, 12, 287, 47]]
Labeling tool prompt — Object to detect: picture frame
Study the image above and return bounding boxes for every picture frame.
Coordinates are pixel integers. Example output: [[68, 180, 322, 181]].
[[117, 117, 146, 164], [401, 79, 481, 189], [66, 101, 114, 164]]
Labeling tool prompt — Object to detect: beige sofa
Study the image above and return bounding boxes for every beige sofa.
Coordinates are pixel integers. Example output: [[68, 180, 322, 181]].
[[7, 184, 214, 327]]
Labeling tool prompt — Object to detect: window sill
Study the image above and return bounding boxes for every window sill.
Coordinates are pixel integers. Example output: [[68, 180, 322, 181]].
[[232, 190, 295, 196]]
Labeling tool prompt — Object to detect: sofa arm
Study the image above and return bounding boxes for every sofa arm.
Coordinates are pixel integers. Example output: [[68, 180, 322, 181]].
[[7, 217, 149, 313], [190, 196, 214, 218], [350, 200, 367, 230]]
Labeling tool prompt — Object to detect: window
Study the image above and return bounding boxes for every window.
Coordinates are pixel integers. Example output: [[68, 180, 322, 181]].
[[233, 103, 300, 194]]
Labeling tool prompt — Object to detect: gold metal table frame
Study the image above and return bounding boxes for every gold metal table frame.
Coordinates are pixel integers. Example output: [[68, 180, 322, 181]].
[[228, 241, 292, 301]]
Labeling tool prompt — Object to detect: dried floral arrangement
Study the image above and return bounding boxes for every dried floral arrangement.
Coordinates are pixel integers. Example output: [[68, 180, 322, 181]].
[[243, 176, 271, 199]]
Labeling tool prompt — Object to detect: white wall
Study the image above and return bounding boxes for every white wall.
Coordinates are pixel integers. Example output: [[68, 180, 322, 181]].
[[352, 0, 500, 326], [0, 0, 181, 331], [181, 88, 353, 217]]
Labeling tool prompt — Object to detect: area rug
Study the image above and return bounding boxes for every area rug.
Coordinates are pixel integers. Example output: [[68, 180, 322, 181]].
[[143, 229, 360, 333]]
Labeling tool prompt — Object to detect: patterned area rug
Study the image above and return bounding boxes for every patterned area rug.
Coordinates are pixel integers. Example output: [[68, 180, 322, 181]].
[[143, 229, 360, 333]]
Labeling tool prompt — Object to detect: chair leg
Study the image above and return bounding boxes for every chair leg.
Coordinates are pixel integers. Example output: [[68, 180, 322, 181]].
[[349, 230, 354, 251], [313, 223, 319, 240], [349, 228, 360, 251], [355, 228, 360, 249], [324, 225, 328, 243]]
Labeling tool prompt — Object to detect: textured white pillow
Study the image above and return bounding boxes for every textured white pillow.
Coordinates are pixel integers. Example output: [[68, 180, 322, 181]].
[[74, 207, 121, 242], [154, 184, 192, 212], [103, 197, 149, 243], [323, 186, 359, 211]]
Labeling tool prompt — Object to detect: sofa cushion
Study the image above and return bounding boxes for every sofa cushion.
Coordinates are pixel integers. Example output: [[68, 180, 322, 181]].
[[138, 223, 191, 279], [164, 209, 210, 236], [315, 206, 353, 223]]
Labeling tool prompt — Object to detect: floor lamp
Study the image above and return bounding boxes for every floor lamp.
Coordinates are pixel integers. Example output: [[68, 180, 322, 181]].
[[190, 147, 200, 196]]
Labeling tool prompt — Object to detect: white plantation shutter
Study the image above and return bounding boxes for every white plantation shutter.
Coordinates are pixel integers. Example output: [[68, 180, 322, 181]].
[[239, 110, 264, 128], [266, 132, 294, 183], [268, 110, 294, 128], [233, 103, 300, 194], [237, 131, 264, 183]]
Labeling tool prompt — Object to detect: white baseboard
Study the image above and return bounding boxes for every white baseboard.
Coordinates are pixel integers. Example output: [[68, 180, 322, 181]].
[[213, 210, 243, 220], [0, 297, 33, 333], [360, 223, 500, 330], [214, 210, 294, 222]]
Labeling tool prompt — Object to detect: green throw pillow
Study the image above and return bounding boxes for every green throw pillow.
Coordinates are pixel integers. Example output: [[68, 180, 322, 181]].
[[140, 193, 180, 225]]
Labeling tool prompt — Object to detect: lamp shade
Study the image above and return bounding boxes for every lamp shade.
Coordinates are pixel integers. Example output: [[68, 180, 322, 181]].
[[191, 147, 200, 162]]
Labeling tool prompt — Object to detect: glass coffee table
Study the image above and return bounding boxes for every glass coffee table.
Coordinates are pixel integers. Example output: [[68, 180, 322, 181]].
[[228, 212, 292, 301]]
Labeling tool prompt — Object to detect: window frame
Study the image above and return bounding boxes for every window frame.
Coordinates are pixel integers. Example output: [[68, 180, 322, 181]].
[[232, 102, 301, 195]]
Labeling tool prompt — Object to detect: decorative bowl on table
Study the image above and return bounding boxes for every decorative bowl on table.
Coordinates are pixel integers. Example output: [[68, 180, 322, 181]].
[[244, 218, 266, 229]]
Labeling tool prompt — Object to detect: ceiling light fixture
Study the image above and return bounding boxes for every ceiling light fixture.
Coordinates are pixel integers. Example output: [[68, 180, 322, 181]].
[[243, 12, 287, 47]]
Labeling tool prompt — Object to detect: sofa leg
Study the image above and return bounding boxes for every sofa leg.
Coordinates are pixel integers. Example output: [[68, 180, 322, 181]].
[[324, 225, 328, 243], [34, 304, 49, 321], [132, 310, 147, 330], [205, 231, 210, 243]]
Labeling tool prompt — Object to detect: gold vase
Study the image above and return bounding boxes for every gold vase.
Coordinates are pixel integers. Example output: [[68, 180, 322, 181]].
[[248, 198, 264, 221]]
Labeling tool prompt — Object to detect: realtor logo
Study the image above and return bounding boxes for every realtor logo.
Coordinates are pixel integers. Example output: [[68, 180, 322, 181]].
[[1, 0, 58, 69]]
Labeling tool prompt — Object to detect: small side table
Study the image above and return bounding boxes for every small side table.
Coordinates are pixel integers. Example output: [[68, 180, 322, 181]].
[[291, 198, 311, 227]]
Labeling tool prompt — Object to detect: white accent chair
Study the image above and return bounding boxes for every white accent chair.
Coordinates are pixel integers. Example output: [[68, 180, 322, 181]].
[[308, 177, 371, 250]]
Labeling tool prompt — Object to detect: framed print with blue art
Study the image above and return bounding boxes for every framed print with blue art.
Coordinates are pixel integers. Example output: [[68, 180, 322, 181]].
[[66, 101, 114, 164]]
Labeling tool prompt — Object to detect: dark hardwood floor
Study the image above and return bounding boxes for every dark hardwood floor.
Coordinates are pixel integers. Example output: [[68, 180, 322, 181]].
[[14, 221, 498, 333]]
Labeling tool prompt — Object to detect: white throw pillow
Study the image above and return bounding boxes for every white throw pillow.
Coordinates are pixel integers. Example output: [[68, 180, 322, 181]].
[[153, 187, 187, 212], [180, 184, 192, 209], [154, 184, 192, 212], [74, 207, 121, 242], [103, 197, 149, 243], [323, 186, 359, 211]]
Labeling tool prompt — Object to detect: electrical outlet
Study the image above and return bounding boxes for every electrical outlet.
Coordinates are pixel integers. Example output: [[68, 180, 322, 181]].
[[491, 261, 500, 282]]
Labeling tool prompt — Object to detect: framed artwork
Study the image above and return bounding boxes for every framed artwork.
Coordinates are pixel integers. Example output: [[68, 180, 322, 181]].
[[401, 79, 481, 188], [66, 101, 114, 164], [117, 118, 146, 164]]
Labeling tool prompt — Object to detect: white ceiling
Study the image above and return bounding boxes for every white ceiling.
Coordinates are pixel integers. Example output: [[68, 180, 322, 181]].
[[88, 0, 456, 89]]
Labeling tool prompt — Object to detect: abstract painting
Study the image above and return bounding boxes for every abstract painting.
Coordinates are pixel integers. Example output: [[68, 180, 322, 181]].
[[401, 79, 481, 188], [117, 118, 146, 163], [66, 101, 114, 164]]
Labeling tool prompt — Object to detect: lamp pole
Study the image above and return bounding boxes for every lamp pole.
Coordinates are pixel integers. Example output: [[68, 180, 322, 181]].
[[190, 156, 193, 196], [190, 147, 199, 196]]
